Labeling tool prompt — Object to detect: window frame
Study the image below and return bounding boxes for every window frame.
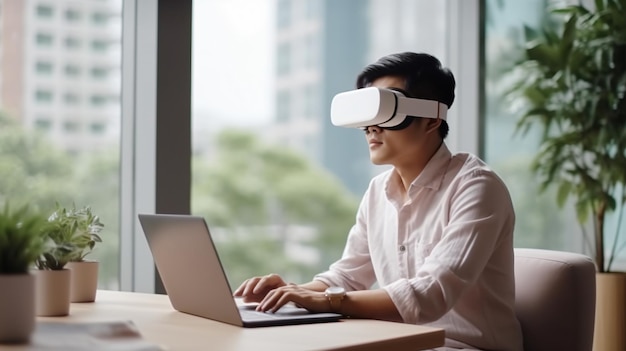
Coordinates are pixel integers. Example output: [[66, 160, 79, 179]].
[[119, 0, 192, 293]]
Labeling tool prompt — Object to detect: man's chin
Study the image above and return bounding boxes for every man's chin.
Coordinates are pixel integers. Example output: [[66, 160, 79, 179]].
[[369, 156, 385, 165]]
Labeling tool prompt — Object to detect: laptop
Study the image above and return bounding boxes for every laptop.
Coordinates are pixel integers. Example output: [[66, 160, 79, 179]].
[[138, 213, 342, 327]]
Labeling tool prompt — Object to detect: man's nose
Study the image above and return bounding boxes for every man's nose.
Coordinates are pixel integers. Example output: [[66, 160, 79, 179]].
[[366, 125, 382, 133]]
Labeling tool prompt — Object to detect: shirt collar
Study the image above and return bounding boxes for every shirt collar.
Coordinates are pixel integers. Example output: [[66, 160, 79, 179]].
[[386, 143, 452, 196]]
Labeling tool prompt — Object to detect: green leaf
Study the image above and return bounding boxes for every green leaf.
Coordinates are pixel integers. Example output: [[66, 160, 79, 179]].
[[557, 181, 572, 208], [0, 204, 47, 273], [576, 200, 590, 224]]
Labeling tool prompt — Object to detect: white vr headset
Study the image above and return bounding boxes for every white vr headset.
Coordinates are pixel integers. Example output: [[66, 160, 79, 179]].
[[330, 87, 448, 129]]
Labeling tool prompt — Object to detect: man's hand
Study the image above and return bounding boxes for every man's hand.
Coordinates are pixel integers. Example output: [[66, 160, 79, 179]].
[[233, 273, 288, 303], [256, 284, 332, 313]]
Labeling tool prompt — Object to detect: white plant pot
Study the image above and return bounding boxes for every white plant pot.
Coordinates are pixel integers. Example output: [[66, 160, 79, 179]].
[[35, 269, 71, 317], [0, 273, 36, 343], [67, 260, 99, 302]]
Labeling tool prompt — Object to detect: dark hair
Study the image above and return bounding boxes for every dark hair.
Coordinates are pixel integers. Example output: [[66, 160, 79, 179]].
[[356, 52, 455, 139]]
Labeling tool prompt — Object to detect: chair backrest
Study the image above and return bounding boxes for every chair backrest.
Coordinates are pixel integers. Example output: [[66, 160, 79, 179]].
[[514, 248, 596, 351]]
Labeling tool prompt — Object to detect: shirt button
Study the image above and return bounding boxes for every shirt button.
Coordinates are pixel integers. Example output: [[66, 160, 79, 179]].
[[399, 245, 406, 252]]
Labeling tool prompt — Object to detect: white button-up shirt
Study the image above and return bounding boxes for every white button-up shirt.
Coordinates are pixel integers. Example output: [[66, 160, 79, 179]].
[[314, 143, 523, 351]]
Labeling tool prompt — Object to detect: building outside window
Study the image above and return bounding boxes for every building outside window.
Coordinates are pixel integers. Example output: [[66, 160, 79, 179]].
[[0, 0, 122, 290]]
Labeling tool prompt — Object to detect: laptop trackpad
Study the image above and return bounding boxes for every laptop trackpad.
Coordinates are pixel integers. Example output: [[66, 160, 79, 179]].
[[239, 304, 311, 318]]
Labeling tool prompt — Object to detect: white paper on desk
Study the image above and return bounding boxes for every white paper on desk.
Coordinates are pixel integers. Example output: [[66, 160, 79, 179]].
[[29, 320, 164, 351]]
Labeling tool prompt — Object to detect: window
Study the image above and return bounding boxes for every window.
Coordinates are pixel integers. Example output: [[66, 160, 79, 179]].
[[36, 5, 53, 18], [91, 39, 109, 52], [0, 0, 122, 292], [34, 118, 52, 131], [92, 12, 108, 25], [303, 85, 317, 119], [276, 43, 290, 76], [276, 90, 290, 122], [91, 67, 109, 79], [65, 37, 81, 49], [36, 33, 53, 46], [65, 64, 81, 77], [89, 122, 106, 134], [90, 94, 107, 106], [65, 9, 81, 22], [64, 92, 80, 105], [63, 120, 80, 133], [303, 35, 317, 69], [277, 0, 291, 28], [35, 89, 53, 102], [304, 0, 319, 20], [482, 0, 579, 251], [35, 61, 53, 75]]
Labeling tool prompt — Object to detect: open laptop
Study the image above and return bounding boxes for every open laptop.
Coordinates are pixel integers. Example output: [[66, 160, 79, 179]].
[[138, 213, 342, 327]]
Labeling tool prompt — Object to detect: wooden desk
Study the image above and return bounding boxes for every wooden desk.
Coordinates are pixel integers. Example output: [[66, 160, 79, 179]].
[[4, 290, 445, 351]]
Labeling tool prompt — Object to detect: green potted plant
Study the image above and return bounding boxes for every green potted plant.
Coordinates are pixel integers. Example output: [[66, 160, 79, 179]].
[[0, 204, 47, 343], [35, 205, 82, 317], [508, 0, 626, 349], [63, 204, 104, 302]]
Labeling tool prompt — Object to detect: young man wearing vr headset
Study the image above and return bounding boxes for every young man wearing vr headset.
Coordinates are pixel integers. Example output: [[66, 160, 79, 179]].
[[234, 52, 523, 351]]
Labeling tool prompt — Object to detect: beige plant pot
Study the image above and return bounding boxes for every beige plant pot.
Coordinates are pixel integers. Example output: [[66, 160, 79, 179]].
[[593, 272, 626, 351], [35, 268, 71, 317], [0, 273, 36, 343], [67, 260, 99, 302]]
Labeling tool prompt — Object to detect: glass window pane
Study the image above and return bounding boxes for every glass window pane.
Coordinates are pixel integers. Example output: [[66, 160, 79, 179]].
[[483, 0, 582, 251], [35, 61, 53, 75], [192, 0, 448, 287], [36, 33, 53, 46], [36, 5, 53, 18], [92, 12, 109, 25], [0, 0, 123, 289], [91, 39, 109, 52], [34, 117, 53, 131], [65, 9, 81, 22], [65, 64, 81, 77], [65, 37, 82, 49]]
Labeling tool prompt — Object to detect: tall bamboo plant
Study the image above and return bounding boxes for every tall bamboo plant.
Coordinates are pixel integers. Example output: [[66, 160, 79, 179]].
[[508, 0, 626, 272]]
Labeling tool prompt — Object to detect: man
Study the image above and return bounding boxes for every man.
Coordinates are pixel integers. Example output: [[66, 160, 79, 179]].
[[234, 52, 523, 351]]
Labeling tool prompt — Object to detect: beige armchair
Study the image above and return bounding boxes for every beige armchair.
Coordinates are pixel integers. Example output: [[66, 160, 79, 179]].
[[514, 248, 596, 351]]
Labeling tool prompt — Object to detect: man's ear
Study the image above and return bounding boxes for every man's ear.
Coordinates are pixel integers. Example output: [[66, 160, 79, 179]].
[[425, 117, 442, 134]]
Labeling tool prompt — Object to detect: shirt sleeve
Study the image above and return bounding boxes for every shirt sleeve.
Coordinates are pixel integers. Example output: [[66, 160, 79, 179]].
[[313, 189, 376, 291], [384, 169, 515, 324]]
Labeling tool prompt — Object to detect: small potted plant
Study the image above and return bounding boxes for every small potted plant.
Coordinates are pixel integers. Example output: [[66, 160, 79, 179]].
[[64, 205, 104, 302], [35, 205, 82, 317], [0, 204, 47, 343]]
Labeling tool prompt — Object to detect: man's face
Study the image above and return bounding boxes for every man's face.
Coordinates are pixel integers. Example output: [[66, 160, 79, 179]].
[[365, 76, 438, 166]]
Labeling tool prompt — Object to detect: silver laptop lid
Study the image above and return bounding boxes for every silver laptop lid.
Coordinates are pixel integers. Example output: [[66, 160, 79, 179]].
[[138, 214, 244, 326]]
